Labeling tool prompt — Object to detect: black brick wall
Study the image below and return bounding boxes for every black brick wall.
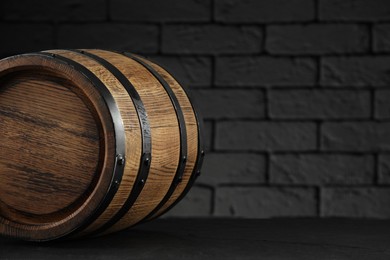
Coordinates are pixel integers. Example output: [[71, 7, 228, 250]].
[[1, 0, 390, 219]]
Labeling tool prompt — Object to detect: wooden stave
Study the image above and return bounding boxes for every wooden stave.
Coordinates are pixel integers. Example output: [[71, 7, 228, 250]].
[[82, 49, 196, 235], [138, 56, 205, 220], [76, 50, 203, 234], [119, 52, 189, 224]]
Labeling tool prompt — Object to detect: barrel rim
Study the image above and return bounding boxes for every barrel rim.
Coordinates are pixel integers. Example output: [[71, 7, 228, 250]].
[[0, 52, 122, 241]]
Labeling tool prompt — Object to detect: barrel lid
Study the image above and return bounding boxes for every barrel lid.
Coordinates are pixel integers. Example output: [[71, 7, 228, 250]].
[[0, 53, 117, 241]]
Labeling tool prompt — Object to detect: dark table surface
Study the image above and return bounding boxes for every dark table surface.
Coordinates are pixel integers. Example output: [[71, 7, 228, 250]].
[[0, 218, 389, 260]]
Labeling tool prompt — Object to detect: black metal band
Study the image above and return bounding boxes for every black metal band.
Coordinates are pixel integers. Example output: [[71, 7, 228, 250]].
[[68, 49, 152, 235], [34, 52, 127, 237], [142, 57, 205, 220], [120, 52, 189, 222]]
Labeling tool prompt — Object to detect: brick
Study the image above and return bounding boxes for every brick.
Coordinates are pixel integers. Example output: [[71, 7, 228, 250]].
[[321, 57, 390, 87], [111, 0, 210, 22], [216, 122, 316, 151], [216, 57, 316, 87], [148, 56, 212, 87], [0, 24, 54, 57], [198, 153, 266, 186], [3, 0, 106, 21], [266, 24, 368, 55], [322, 122, 390, 151], [58, 24, 158, 54], [191, 89, 264, 119], [215, 187, 316, 217], [270, 154, 374, 185], [321, 188, 390, 218], [379, 155, 390, 184], [203, 121, 213, 152], [164, 186, 212, 217], [269, 89, 370, 119], [162, 25, 262, 54], [215, 0, 314, 23], [319, 0, 390, 21], [374, 24, 390, 52], [375, 90, 390, 119]]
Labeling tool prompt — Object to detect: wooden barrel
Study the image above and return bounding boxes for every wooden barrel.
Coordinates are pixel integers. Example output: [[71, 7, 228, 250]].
[[0, 49, 204, 241]]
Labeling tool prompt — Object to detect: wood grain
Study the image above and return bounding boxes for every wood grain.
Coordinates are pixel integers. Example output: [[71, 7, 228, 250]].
[[0, 71, 99, 221]]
